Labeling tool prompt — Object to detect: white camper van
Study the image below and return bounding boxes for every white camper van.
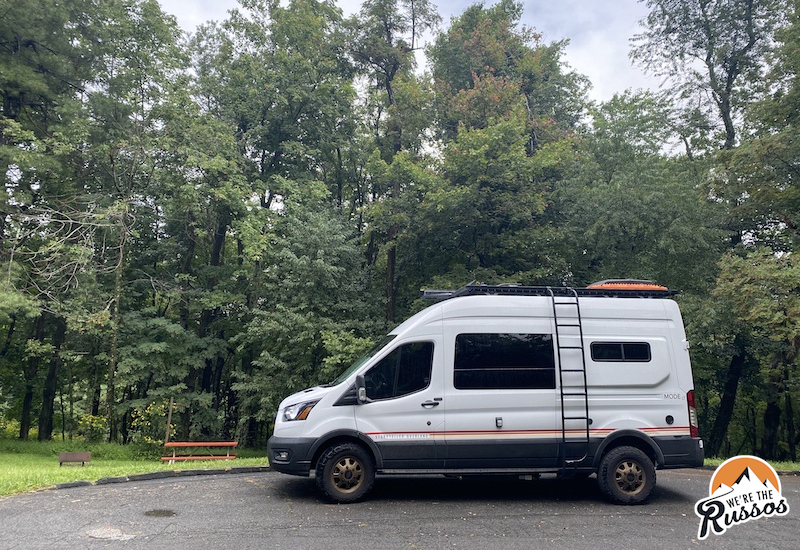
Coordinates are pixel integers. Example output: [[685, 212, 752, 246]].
[[267, 281, 704, 504]]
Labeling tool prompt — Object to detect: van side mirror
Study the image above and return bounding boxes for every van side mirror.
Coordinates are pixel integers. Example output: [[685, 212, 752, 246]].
[[356, 374, 368, 404]]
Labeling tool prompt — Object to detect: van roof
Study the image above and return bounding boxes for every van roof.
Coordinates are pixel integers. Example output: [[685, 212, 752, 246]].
[[421, 281, 677, 301]]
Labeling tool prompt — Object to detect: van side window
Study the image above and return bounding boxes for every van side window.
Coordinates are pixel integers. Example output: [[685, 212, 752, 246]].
[[591, 342, 651, 362], [364, 342, 434, 400], [454, 334, 555, 390]]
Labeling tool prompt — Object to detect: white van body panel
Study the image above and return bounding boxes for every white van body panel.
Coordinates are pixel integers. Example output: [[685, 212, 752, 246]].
[[353, 334, 446, 469], [275, 385, 353, 440]]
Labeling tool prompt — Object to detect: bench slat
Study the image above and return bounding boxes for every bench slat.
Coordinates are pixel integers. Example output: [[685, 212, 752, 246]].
[[163, 441, 238, 448], [59, 452, 92, 466], [160, 455, 237, 461], [161, 441, 239, 463]]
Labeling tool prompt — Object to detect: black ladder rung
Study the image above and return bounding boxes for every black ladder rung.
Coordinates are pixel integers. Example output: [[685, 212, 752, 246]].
[[551, 287, 590, 470]]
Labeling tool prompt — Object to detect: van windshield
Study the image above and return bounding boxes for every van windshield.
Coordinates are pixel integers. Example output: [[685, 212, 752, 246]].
[[329, 335, 396, 386]]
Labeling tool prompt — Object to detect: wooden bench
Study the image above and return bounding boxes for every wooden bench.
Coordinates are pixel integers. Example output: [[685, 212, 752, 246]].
[[161, 441, 238, 464], [59, 451, 92, 466]]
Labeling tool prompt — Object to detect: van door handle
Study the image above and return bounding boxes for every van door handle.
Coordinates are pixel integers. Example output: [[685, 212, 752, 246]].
[[421, 400, 440, 408]]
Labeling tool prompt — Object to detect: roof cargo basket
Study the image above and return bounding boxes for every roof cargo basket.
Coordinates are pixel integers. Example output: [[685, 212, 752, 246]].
[[420, 280, 678, 300]]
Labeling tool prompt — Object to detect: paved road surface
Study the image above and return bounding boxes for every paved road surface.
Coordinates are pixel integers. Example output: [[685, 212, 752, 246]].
[[0, 469, 798, 549]]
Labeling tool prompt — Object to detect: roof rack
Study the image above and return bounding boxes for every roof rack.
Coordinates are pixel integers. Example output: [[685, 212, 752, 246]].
[[420, 280, 678, 300]]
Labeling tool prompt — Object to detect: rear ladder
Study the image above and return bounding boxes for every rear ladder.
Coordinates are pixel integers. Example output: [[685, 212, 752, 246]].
[[549, 287, 590, 467]]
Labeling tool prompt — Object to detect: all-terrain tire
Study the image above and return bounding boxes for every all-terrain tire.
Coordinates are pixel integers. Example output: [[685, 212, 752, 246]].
[[315, 443, 375, 503], [597, 445, 656, 504]]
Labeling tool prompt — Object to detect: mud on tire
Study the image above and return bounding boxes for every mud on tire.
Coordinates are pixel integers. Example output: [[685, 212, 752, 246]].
[[315, 443, 375, 503], [597, 445, 656, 504]]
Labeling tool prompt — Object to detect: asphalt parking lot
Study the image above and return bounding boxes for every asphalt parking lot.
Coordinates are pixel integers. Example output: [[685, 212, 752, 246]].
[[0, 468, 798, 550]]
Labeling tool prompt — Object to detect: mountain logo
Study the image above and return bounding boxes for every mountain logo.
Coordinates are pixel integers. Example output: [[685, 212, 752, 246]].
[[695, 455, 789, 540]]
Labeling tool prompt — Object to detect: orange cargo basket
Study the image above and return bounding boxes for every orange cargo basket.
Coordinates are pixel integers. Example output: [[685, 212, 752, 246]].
[[585, 279, 670, 292]]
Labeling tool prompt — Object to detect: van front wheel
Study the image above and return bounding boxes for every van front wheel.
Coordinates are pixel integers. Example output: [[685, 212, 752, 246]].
[[316, 443, 375, 503], [597, 446, 656, 504]]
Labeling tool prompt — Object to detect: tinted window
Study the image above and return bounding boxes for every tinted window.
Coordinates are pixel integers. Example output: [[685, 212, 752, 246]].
[[330, 335, 396, 386], [591, 342, 651, 362], [364, 342, 434, 400], [454, 334, 555, 390]]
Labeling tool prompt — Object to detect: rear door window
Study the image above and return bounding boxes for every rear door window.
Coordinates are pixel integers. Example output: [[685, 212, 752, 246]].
[[590, 342, 652, 362]]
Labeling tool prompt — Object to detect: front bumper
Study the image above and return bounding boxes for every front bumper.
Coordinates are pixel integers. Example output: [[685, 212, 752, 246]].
[[267, 436, 317, 476]]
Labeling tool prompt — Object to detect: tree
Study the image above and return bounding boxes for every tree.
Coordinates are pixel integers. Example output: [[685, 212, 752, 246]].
[[429, 0, 588, 150], [631, 0, 787, 152], [189, 0, 379, 441], [343, 0, 440, 323], [714, 249, 800, 460], [1, 0, 110, 439], [233, 198, 382, 429], [348, 0, 440, 157], [722, 0, 800, 251], [555, 91, 729, 291]]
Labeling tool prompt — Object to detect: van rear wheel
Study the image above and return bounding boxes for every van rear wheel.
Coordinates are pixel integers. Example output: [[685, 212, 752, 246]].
[[316, 443, 375, 503], [597, 446, 655, 504]]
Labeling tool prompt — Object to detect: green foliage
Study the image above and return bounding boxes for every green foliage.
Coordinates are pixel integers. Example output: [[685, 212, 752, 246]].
[[716, 249, 800, 346], [320, 329, 378, 382], [129, 400, 174, 445], [0, 0, 797, 460], [632, 0, 787, 151], [429, 0, 588, 147], [233, 200, 383, 419], [77, 415, 107, 443]]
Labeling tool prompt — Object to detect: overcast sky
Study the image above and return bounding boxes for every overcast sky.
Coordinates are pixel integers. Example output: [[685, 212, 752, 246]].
[[158, 0, 661, 103]]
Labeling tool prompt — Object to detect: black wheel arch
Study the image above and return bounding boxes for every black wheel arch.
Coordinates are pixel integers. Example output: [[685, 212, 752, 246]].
[[592, 429, 664, 470], [307, 430, 383, 470]]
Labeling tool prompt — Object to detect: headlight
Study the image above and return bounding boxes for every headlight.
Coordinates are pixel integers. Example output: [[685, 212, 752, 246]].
[[282, 400, 318, 422]]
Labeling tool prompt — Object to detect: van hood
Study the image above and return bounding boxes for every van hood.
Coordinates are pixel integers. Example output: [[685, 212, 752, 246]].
[[278, 385, 334, 410]]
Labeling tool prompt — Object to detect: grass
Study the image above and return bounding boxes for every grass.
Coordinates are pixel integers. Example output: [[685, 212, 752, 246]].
[[702, 457, 800, 473], [0, 439, 269, 497]]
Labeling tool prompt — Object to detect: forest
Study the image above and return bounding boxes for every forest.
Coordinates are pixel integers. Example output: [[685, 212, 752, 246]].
[[1, 0, 798, 459]]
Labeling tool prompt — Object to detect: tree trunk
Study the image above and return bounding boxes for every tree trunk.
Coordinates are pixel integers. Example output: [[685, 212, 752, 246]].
[[386, 242, 396, 323], [179, 212, 196, 330], [19, 313, 46, 440], [106, 227, 125, 442], [761, 401, 781, 459], [200, 215, 228, 409], [37, 315, 66, 441], [706, 337, 747, 457], [786, 391, 796, 462], [1, 313, 15, 357], [90, 354, 102, 417]]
